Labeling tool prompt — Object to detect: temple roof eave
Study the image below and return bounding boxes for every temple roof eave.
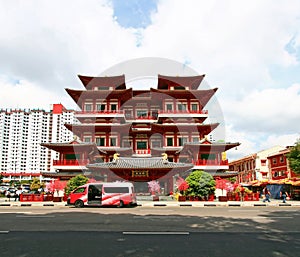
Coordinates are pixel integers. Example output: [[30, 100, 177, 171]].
[[178, 142, 241, 153], [78, 74, 126, 90], [157, 74, 206, 90], [87, 157, 194, 170], [41, 142, 99, 153]]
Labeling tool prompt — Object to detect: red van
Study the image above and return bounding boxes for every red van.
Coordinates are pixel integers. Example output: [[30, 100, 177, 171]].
[[67, 182, 137, 208]]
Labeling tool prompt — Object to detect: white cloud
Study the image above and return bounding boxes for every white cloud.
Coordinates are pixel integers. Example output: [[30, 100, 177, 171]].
[[222, 83, 300, 134], [0, 0, 300, 160], [0, 76, 74, 111]]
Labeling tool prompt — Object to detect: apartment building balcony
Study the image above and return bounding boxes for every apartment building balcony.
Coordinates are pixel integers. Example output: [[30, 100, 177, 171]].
[[192, 159, 229, 170], [158, 109, 208, 118]]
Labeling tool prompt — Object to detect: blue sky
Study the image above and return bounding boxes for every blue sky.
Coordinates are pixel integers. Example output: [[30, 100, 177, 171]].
[[111, 0, 157, 29], [0, 0, 299, 160]]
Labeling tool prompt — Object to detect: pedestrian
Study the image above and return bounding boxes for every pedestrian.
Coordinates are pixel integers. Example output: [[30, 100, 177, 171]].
[[262, 187, 271, 202], [5, 190, 11, 202], [280, 188, 289, 203], [239, 186, 245, 202], [15, 188, 22, 201]]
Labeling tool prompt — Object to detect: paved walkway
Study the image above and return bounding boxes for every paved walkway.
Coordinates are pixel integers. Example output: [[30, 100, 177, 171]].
[[1, 197, 299, 207]]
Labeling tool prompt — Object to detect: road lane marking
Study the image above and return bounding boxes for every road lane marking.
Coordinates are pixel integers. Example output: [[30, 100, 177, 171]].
[[16, 215, 55, 218], [123, 231, 189, 235], [0, 231, 9, 233]]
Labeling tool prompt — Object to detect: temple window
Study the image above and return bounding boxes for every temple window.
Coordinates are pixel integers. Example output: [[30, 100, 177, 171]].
[[83, 137, 91, 143], [191, 103, 198, 111], [110, 103, 118, 111], [192, 137, 199, 142], [168, 156, 174, 162], [166, 137, 173, 146], [122, 140, 132, 147], [110, 137, 117, 147], [177, 103, 187, 111], [178, 137, 188, 146], [96, 103, 106, 112], [136, 110, 148, 118], [136, 141, 147, 150], [84, 103, 92, 112], [95, 137, 105, 146], [125, 110, 133, 119], [165, 103, 173, 112], [151, 109, 158, 119], [151, 140, 161, 148]]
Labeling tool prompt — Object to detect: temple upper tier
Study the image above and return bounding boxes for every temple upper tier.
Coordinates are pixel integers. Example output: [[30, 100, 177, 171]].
[[42, 73, 240, 190]]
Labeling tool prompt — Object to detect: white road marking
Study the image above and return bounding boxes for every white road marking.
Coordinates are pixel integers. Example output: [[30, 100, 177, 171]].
[[123, 231, 189, 235], [16, 215, 55, 218]]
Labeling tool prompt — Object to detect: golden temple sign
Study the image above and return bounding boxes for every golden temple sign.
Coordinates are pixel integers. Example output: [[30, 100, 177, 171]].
[[132, 170, 149, 177]]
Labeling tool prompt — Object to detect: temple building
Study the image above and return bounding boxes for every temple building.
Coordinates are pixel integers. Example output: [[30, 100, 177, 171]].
[[41, 74, 240, 193]]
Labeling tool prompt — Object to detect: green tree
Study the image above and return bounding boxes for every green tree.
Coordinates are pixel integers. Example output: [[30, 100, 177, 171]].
[[65, 175, 89, 195], [287, 139, 300, 174], [185, 170, 216, 197], [30, 178, 45, 193]]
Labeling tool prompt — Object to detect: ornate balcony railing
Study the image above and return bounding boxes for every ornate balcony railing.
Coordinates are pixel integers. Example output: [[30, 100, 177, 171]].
[[158, 110, 208, 115], [53, 160, 89, 166], [76, 110, 124, 115], [193, 159, 229, 166], [134, 149, 151, 155], [125, 115, 157, 120]]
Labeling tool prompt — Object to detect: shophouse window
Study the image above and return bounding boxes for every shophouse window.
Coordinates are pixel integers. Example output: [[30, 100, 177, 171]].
[[272, 158, 277, 164], [261, 159, 266, 166], [280, 156, 284, 163]]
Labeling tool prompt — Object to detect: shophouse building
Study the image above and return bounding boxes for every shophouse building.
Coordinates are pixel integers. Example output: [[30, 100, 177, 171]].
[[229, 146, 286, 184]]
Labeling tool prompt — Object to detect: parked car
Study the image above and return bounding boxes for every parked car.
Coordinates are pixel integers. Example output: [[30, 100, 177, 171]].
[[5, 188, 17, 198], [0, 186, 9, 194]]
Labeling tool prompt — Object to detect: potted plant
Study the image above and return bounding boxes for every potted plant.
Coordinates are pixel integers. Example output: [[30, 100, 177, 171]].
[[147, 180, 160, 201], [215, 177, 232, 202], [176, 177, 189, 201], [185, 170, 216, 201]]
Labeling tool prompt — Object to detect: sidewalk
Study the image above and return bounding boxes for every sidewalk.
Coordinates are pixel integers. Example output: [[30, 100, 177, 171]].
[[1, 197, 300, 207]]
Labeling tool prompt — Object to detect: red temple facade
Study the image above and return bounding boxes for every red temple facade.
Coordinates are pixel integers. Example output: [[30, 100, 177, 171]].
[[42, 74, 240, 193]]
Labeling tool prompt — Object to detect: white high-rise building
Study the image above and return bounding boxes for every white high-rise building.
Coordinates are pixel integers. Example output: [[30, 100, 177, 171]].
[[0, 104, 76, 180]]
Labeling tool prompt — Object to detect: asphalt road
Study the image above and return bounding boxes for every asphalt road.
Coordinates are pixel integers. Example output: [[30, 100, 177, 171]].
[[0, 206, 299, 257]]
